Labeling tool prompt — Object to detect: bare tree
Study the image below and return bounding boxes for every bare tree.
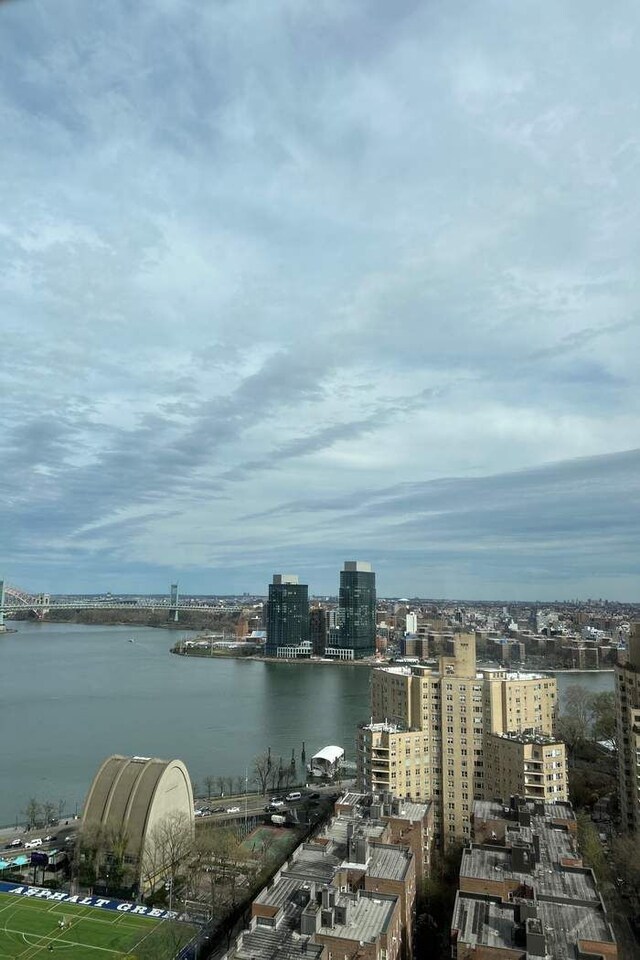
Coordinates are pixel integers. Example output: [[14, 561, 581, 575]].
[[197, 826, 251, 923], [203, 776, 215, 800], [612, 834, 640, 892], [216, 776, 227, 797], [42, 800, 58, 826], [225, 776, 234, 796], [141, 811, 195, 897], [252, 752, 272, 795], [24, 798, 41, 830], [591, 692, 617, 755], [557, 684, 594, 759], [75, 821, 115, 890], [235, 776, 246, 795]]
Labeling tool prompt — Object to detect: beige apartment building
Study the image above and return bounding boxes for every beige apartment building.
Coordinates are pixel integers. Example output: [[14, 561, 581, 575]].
[[484, 732, 567, 803], [615, 622, 640, 832], [357, 634, 559, 846]]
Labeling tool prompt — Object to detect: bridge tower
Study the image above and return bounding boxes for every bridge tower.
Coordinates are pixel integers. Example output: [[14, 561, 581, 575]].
[[169, 582, 179, 623], [0, 579, 5, 631], [35, 593, 50, 618]]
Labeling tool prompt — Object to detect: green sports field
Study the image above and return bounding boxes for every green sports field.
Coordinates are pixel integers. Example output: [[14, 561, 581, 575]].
[[0, 892, 195, 959]]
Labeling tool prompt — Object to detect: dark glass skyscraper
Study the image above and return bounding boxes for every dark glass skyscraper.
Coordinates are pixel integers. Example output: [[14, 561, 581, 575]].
[[338, 561, 376, 659], [265, 574, 310, 658]]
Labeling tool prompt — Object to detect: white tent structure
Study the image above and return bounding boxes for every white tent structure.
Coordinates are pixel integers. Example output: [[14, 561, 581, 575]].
[[308, 745, 344, 778]]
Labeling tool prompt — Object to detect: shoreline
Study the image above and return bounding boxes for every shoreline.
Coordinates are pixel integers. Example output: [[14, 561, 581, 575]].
[[172, 647, 616, 673], [171, 647, 374, 666]]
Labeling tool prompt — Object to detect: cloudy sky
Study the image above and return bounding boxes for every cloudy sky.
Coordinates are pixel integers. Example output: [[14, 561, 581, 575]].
[[2, 0, 639, 600]]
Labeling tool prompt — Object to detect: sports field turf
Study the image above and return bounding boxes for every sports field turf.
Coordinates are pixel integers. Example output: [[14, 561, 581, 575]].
[[0, 892, 195, 959]]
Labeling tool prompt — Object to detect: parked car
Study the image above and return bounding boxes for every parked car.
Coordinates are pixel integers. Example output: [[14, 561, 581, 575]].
[[226, 806, 240, 814], [285, 792, 302, 802], [269, 799, 285, 808], [25, 838, 43, 849], [43, 836, 55, 842], [6, 839, 22, 848]]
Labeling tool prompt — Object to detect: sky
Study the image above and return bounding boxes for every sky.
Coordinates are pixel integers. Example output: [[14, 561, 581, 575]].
[[1, 0, 640, 600]]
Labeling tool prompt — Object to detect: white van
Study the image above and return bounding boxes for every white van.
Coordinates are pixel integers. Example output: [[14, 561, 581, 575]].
[[285, 791, 302, 802], [25, 838, 42, 849]]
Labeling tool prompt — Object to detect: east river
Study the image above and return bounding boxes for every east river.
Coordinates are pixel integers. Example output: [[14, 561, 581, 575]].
[[0, 621, 615, 826]]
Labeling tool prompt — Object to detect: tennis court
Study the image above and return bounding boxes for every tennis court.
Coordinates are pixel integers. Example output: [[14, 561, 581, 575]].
[[0, 890, 195, 959]]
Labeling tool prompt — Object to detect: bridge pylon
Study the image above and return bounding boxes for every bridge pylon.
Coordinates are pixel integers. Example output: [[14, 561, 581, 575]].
[[0, 579, 5, 631], [169, 582, 179, 623]]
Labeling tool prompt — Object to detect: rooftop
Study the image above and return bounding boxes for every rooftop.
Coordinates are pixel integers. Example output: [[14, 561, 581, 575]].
[[317, 890, 396, 943], [481, 669, 549, 681], [452, 895, 615, 960], [473, 798, 576, 824], [368, 844, 412, 882], [233, 925, 324, 960], [488, 731, 563, 746], [461, 844, 598, 904]]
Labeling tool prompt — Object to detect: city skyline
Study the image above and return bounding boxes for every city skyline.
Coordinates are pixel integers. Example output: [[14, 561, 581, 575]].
[[2, 2, 640, 599]]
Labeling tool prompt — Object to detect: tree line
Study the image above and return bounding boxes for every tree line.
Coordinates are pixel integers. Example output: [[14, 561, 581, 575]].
[[556, 686, 616, 758], [195, 748, 304, 800]]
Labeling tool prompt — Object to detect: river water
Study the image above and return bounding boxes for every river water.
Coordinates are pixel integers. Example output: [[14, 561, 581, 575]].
[[0, 622, 614, 826]]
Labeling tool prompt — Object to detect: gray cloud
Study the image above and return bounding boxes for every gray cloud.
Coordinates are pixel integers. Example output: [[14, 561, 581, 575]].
[[1, 0, 640, 597]]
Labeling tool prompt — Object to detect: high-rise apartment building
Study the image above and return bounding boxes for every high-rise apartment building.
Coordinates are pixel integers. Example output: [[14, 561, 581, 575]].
[[326, 561, 376, 660], [405, 612, 418, 634], [265, 574, 310, 658], [484, 732, 567, 804], [615, 622, 640, 832], [309, 606, 328, 656], [357, 634, 558, 846]]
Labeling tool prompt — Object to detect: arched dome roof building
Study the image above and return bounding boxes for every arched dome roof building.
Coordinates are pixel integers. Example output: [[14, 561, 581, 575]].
[[82, 754, 194, 890]]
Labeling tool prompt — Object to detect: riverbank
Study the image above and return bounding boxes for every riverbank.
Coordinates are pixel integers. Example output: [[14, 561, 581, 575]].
[[171, 645, 374, 666], [7, 608, 242, 630], [173, 644, 617, 673]]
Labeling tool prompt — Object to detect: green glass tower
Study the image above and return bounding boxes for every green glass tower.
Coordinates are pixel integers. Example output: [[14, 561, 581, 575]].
[[265, 574, 310, 658], [338, 561, 376, 659]]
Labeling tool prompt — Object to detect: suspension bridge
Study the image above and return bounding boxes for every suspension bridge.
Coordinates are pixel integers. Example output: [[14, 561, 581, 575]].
[[0, 580, 244, 628]]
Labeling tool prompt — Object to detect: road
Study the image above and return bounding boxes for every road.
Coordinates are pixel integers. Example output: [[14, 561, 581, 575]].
[[0, 819, 80, 857], [193, 783, 349, 823]]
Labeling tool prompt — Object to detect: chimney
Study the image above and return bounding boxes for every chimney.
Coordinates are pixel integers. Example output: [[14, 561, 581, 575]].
[[334, 902, 348, 925], [518, 807, 531, 827], [321, 908, 334, 928], [300, 902, 320, 936], [511, 843, 534, 874], [526, 917, 546, 957], [532, 833, 541, 864], [516, 902, 537, 924], [321, 887, 336, 909]]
